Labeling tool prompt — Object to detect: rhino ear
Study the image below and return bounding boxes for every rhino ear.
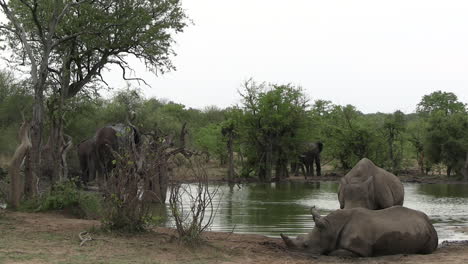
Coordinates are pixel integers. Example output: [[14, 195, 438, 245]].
[[338, 179, 346, 209], [281, 233, 297, 249], [311, 206, 326, 229]]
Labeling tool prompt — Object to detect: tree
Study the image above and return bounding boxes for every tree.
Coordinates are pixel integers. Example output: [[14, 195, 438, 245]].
[[0, 0, 189, 191], [382, 110, 406, 172], [322, 105, 369, 170], [416, 90, 466, 116], [239, 80, 308, 181], [417, 91, 468, 178]]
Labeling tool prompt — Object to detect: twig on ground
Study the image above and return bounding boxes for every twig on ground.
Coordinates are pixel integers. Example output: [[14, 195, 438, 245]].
[[79, 231, 93, 246]]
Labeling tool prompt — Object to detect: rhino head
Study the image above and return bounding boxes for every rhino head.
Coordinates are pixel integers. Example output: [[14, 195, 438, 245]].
[[280, 207, 328, 255], [338, 176, 376, 209]]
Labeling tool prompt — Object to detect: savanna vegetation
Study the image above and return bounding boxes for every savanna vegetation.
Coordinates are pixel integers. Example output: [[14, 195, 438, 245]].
[[0, 1, 468, 263]]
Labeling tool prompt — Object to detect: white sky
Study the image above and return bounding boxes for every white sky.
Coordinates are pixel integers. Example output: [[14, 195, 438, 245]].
[[105, 0, 468, 114], [3, 1, 468, 113]]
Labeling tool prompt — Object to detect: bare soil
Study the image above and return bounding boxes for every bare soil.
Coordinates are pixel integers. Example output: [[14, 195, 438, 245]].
[[0, 210, 468, 264], [190, 161, 468, 185]]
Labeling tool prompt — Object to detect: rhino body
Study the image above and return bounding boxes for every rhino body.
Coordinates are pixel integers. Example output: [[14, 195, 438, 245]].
[[338, 158, 404, 209], [281, 206, 438, 257]]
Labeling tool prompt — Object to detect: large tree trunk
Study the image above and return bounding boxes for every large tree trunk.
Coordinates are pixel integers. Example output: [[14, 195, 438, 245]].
[[462, 152, 468, 181], [227, 135, 234, 183], [61, 135, 73, 181], [8, 121, 32, 209], [265, 141, 273, 182], [26, 98, 43, 199], [46, 115, 65, 183]]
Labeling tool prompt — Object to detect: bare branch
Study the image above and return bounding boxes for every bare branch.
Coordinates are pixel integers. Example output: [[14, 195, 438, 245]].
[[78, 231, 92, 246], [108, 59, 150, 87], [0, 1, 38, 79]]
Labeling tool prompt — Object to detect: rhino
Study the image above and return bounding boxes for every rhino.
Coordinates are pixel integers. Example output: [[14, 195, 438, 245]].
[[280, 206, 438, 257], [338, 158, 404, 210]]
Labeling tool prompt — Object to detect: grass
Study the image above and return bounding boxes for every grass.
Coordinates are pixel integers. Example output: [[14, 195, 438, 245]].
[[0, 210, 235, 264]]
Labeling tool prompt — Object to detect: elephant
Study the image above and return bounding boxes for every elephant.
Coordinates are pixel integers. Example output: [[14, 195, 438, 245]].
[[77, 123, 141, 187], [76, 138, 97, 186], [291, 142, 323, 178], [280, 206, 438, 257], [95, 123, 141, 180], [337, 158, 404, 210]]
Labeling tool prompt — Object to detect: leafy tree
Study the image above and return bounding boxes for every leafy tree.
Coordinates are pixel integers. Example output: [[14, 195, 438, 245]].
[[417, 90, 466, 116], [417, 91, 468, 177], [0, 71, 33, 155], [239, 80, 308, 181], [0, 0, 189, 186], [321, 104, 374, 170], [382, 110, 406, 172]]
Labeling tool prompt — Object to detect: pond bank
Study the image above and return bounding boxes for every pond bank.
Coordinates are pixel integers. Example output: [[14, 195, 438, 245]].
[[1, 210, 468, 264]]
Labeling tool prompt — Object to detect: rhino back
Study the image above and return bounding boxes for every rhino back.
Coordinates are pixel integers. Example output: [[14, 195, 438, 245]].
[[343, 158, 377, 184], [373, 169, 404, 208], [337, 207, 438, 257], [341, 158, 405, 209]]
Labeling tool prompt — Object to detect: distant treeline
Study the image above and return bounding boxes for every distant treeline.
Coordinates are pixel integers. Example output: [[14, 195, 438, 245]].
[[1, 71, 467, 179]]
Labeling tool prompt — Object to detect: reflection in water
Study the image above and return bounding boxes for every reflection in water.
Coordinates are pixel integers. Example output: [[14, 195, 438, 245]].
[[164, 182, 468, 241]]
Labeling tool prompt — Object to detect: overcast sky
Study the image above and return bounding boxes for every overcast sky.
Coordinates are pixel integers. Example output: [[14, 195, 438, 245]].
[[4, 1, 468, 113]]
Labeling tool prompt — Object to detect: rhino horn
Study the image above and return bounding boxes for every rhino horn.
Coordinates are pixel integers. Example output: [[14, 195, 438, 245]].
[[280, 233, 297, 249], [311, 206, 326, 229]]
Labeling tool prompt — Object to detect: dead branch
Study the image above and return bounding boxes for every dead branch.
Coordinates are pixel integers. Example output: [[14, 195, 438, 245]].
[[60, 134, 73, 181], [79, 231, 93, 246], [8, 121, 32, 209]]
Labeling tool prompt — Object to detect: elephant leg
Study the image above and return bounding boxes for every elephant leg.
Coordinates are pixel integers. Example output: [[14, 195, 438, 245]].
[[306, 162, 312, 178], [301, 163, 307, 180], [291, 162, 298, 176], [310, 160, 315, 177], [88, 159, 96, 185], [315, 156, 321, 176]]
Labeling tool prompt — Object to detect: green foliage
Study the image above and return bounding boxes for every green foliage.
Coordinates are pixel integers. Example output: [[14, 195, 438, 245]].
[[417, 90, 466, 116], [424, 112, 468, 175], [381, 110, 406, 172], [193, 124, 225, 162], [101, 146, 153, 233], [317, 104, 375, 169], [0, 71, 33, 155], [239, 80, 308, 180], [20, 179, 102, 219]]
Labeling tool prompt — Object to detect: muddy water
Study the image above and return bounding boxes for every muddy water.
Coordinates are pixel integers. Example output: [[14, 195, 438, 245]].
[[165, 182, 468, 241]]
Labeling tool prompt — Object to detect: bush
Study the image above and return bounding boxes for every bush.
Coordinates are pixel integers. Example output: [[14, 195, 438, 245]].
[[100, 144, 153, 233], [20, 179, 102, 219], [169, 158, 219, 244]]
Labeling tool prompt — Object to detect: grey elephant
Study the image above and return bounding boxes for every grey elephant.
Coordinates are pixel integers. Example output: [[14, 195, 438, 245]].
[[77, 138, 97, 186], [281, 206, 438, 257], [291, 142, 323, 178], [338, 158, 404, 210], [77, 123, 141, 187]]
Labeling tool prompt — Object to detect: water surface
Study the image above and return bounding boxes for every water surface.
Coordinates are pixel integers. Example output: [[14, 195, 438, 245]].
[[165, 182, 468, 241]]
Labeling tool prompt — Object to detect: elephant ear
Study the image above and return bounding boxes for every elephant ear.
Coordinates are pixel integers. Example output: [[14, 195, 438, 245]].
[[311, 206, 327, 230], [338, 178, 346, 209]]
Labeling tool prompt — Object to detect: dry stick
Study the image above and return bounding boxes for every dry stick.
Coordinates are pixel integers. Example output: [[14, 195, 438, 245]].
[[8, 121, 31, 209], [79, 231, 93, 246]]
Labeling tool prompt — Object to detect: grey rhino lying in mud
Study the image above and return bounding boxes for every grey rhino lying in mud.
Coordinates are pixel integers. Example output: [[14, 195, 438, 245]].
[[281, 206, 438, 257], [338, 158, 404, 209]]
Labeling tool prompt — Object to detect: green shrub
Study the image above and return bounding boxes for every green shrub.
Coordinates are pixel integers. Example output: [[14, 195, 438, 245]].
[[20, 179, 102, 219]]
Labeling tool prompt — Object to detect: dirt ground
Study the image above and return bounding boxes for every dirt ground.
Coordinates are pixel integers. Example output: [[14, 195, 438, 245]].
[[182, 161, 468, 185], [1, 210, 468, 264]]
